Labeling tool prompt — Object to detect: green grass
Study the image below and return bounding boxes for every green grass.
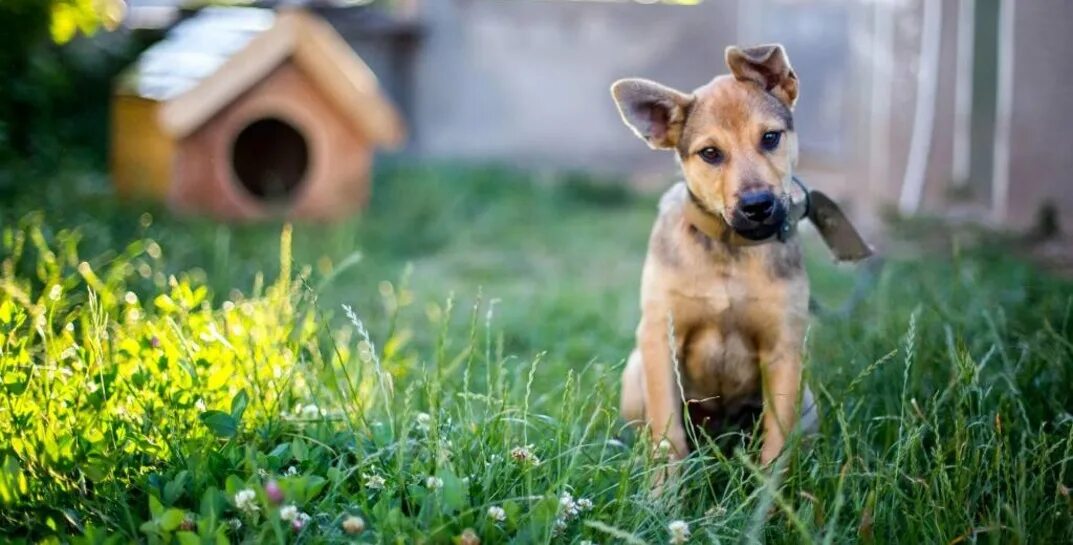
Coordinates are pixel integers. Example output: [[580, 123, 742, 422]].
[[1, 162, 1072, 544]]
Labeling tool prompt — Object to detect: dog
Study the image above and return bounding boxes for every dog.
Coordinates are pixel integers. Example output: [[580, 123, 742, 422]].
[[612, 44, 819, 470]]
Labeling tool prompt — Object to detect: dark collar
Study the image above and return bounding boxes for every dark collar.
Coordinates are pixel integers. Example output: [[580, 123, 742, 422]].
[[683, 176, 811, 247]]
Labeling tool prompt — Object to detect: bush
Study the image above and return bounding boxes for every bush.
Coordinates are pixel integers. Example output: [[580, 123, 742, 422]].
[[0, 0, 142, 173]]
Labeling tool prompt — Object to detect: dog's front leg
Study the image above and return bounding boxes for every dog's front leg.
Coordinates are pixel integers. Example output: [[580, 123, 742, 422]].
[[637, 313, 687, 459], [759, 346, 803, 465]]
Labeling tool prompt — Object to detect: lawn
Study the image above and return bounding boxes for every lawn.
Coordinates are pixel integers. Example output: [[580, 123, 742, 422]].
[[1, 161, 1072, 544]]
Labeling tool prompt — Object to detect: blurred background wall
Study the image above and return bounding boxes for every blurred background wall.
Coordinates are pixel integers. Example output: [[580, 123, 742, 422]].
[[123, 0, 1073, 233]]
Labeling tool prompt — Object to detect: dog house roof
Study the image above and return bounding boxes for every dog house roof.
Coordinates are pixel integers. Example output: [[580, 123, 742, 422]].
[[116, 6, 403, 147]]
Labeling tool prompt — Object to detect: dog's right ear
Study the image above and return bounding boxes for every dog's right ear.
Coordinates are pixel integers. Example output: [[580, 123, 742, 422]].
[[611, 78, 693, 150]]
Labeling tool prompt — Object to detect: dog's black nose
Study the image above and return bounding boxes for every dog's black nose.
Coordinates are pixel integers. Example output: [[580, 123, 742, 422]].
[[738, 190, 777, 222]]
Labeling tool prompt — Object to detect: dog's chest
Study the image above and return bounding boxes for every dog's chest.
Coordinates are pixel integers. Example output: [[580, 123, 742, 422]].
[[669, 248, 784, 318], [671, 254, 789, 408], [679, 319, 761, 410]]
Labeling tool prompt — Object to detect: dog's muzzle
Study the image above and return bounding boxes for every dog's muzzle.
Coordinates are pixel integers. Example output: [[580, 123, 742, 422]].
[[730, 190, 787, 241], [685, 176, 874, 260]]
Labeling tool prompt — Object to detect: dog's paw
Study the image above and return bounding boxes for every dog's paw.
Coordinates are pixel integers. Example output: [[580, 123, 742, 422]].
[[759, 441, 783, 467], [649, 462, 679, 499], [648, 436, 687, 498]]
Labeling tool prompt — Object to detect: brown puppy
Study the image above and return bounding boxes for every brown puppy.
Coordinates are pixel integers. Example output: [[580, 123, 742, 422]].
[[612, 44, 818, 469]]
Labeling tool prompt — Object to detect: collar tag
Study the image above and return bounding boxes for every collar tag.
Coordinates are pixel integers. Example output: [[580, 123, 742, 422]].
[[805, 189, 874, 261]]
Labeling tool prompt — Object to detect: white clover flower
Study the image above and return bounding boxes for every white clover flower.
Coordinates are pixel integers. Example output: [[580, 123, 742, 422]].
[[299, 404, 321, 418], [180, 513, 196, 531], [439, 438, 455, 460], [559, 492, 580, 520], [668, 520, 691, 544], [292, 512, 312, 532], [233, 488, 258, 514], [577, 498, 593, 511], [284, 465, 299, 477], [459, 528, 480, 545], [426, 476, 443, 490], [279, 505, 299, 522], [657, 439, 672, 456], [341, 514, 365, 535], [486, 505, 506, 522], [363, 473, 386, 490], [415, 412, 432, 432], [509, 445, 541, 466], [228, 518, 242, 530], [551, 517, 568, 536]]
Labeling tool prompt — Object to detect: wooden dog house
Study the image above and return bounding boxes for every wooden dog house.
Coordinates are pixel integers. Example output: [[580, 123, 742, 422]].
[[111, 7, 404, 220]]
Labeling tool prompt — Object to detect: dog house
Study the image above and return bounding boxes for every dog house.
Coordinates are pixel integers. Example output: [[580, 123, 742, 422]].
[[111, 7, 405, 220]]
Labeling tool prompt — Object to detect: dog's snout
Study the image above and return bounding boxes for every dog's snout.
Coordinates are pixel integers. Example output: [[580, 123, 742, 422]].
[[738, 191, 777, 222], [731, 189, 786, 240]]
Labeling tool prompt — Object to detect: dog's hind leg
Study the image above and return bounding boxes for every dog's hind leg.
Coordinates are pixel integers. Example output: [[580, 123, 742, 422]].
[[620, 349, 646, 425]]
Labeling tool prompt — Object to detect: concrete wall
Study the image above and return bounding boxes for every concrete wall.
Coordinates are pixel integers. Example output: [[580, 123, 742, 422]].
[[403, 0, 950, 229], [1006, 0, 1073, 229], [396, 0, 1068, 232], [409, 0, 740, 183]]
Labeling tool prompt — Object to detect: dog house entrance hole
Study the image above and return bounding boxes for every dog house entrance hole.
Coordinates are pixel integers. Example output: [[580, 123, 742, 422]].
[[231, 117, 309, 201]]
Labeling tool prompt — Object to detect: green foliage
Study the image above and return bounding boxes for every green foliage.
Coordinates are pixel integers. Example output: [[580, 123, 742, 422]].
[[49, 0, 126, 44], [0, 164, 1072, 543], [0, 0, 141, 176]]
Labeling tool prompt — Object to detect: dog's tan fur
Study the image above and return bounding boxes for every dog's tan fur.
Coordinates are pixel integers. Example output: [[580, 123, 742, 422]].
[[612, 44, 815, 469]]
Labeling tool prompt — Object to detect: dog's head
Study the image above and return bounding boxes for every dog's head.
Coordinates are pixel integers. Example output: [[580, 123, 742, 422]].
[[611, 44, 799, 241]]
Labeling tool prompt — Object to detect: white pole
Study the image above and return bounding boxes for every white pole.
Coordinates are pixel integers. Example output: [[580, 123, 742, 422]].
[[952, 0, 975, 188], [898, 0, 943, 216], [868, 0, 893, 203], [991, 0, 1015, 224]]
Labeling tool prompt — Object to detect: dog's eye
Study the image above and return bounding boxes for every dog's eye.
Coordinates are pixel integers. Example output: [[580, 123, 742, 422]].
[[698, 147, 724, 165], [760, 131, 782, 151]]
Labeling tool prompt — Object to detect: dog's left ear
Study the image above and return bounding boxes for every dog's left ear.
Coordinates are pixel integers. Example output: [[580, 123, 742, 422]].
[[725, 44, 799, 108]]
